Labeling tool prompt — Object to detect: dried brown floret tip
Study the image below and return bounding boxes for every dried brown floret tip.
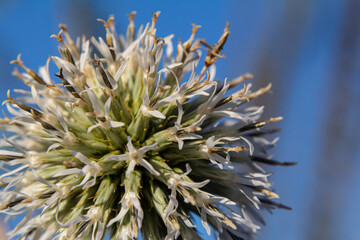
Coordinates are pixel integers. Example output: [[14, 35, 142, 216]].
[[9, 53, 25, 68], [97, 16, 115, 29], [184, 24, 201, 51], [10, 54, 46, 85], [128, 11, 136, 23], [152, 11, 161, 24], [50, 29, 64, 44], [247, 83, 272, 99], [229, 73, 254, 88]]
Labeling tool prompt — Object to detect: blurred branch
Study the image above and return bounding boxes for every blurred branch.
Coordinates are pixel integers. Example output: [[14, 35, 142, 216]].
[[248, 0, 311, 117], [0, 218, 6, 240], [54, 0, 97, 38], [307, 1, 360, 239]]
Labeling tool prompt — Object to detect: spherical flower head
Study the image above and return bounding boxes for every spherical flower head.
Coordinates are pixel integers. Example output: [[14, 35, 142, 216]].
[[0, 12, 293, 240]]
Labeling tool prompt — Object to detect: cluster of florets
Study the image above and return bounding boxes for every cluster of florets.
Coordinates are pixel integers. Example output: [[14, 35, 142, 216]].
[[0, 12, 292, 240]]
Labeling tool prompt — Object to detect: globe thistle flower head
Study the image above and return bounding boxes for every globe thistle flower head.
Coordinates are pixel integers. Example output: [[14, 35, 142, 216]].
[[0, 12, 293, 240]]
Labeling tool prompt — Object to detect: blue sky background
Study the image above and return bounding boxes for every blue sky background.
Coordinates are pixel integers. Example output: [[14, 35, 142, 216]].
[[0, 0, 359, 240]]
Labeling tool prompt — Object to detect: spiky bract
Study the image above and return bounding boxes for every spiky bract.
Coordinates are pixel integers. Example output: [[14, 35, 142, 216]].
[[0, 12, 290, 240]]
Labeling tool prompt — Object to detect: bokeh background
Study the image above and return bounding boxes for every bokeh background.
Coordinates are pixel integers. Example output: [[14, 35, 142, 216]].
[[0, 0, 359, 239]]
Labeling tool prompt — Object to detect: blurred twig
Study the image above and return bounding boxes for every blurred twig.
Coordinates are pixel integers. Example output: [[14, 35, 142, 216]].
[[0, 218, 6, 240], [307, 1, 360, 239], [250, 1, 311, 116], [54, 0, 97, 38]]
